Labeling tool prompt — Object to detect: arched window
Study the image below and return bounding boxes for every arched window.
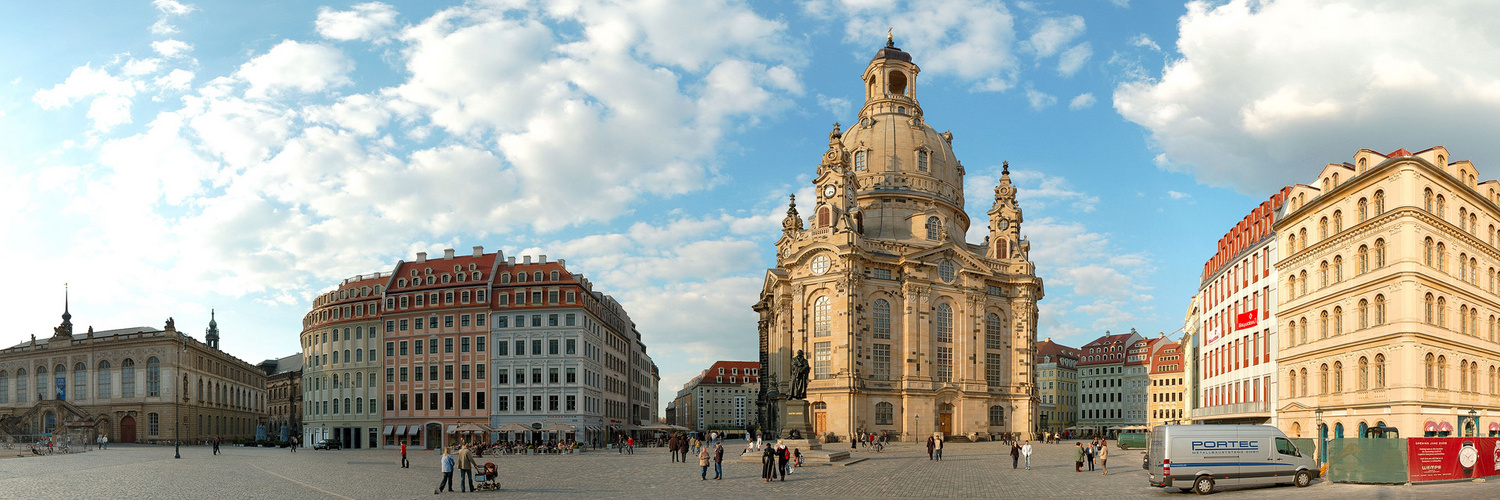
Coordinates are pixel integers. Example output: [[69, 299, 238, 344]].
[[1287, 275, 1297, 299], [1299, 228, 1308, 250], [121, 359, 136, 398], [1358, 299, 1369, 329], [875, 402, 893, 425], [1426, 353, 1436, 388], [73, 362, 86, 402], [1472, 362, 1480, 392], [1358, 245, 1368, 274], [0, 371, 7, 403], [1299, 270, 1308, 296], [145, 357, 160, 397], [1472, 308, 1480, 336], [1334, 361, 1344, 392], [1375, 354, 1386, 388], [1288, 321, 1298, 346], [1437, 195, 1447, 219], [1425, 188, 1435, 212], [817, 206, 831, 228], [985, 313, 1005, 349], [935, 304, 953, 343], [812, 296, 831, 337], [854, 151, 867, 171], [1439, 355, 1448, 389], [1320, 311, 1329, 339], [1333, 210, 1343, 233], [1300, 367, 1309, 396], [1333, 306, 1343, 334], [916, 150, 929, 171], [1424, 238, 1435, 266], [1461, 305, 1470, 334], [1374, 190, 1385, 214], [1359, 157, 1368, 172], [1320, 364, 1330, 394], [1320, 261, 1330, 287], [1289, 370, 1298, 398], [872, 299, 891, 339], [1375, 238, 1386, 267], [1299, 317, 1308, 344], [989, 405, 1006, 426], [1358, 357, 1369, 391], [1319, 217, 1329, 240], [97, 361, 111, 400], [926, 217, 942, 240], [1288, 234, 1297, 254], [1462, 361, 1471, 392], [13, 368, 24, 404], [1333, 255, 1343, 282], [1437, 297, 1447, 327], [1358, 198, 1369, 221], [1425, 294, 1435, 325]]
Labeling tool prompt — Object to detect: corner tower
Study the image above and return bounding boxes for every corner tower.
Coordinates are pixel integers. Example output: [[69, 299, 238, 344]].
[[756, 37, 1044, 443]]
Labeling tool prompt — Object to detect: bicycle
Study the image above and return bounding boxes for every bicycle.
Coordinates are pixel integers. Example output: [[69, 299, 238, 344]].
[[872, 441, 883, 453]]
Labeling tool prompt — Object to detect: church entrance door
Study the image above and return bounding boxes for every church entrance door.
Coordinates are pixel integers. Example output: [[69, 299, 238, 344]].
[[815, 412, 826, 434], [119, 416, 136, 443], [938, 403, 954, 436]]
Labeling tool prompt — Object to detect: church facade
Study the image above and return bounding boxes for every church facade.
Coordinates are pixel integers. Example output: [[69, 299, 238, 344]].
[[755, 38, 1043, 442]]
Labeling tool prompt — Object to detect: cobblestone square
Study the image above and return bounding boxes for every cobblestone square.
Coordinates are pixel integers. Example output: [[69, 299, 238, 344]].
[[5, 440, 1500, 499]]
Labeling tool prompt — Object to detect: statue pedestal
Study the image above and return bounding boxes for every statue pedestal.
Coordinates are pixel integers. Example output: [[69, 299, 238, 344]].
[[738, 438, 850, 463], [782, 399, 813, 437]]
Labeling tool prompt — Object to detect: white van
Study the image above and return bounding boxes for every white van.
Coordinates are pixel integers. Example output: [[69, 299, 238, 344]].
[[1145, 424, 1317, 494]]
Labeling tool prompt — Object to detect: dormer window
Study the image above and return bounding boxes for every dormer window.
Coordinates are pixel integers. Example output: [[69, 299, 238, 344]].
[[854, 151, 867, 171], [917, 150, 929, 172], [926, 216, 942, 240]]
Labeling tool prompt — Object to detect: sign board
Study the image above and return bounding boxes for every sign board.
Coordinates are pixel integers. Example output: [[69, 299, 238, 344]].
[[1235, 309, 1258, 331], [1407, 437, 1500, 481]]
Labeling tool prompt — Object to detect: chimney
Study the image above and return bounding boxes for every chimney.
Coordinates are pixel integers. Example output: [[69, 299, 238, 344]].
[[523, 255, 532, 265], [539, 254, 547, 264], [416, 252, 427, 263], [473, 246, 484, 257], [557, 258, 565, 268], [507, 257, 515, 265], [443, 248, 455, 260]]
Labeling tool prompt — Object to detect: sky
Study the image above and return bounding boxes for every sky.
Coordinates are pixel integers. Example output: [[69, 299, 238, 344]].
[[6, 0, 1500, 418]]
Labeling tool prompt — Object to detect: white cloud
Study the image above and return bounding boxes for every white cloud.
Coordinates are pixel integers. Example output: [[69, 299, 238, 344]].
[[236, 40, 354, 99], [32, 64, 139, 132], [1129, 33, 1160, 52], [1025, 86, 1056, 110], [153, 0, 195, 16], [152, 39, 194, 58], [154, 69, 194, 91], [832, 0, 1020, 89], [1167, 190, 1190, 200], [1069, 92, 1096, 110], [1057, 42, 1091, 76], [316, 2, 400, 42], [816, 94, 852, 119], [1115, 0, 1500, 194], [1026, 15, 1084, 58]]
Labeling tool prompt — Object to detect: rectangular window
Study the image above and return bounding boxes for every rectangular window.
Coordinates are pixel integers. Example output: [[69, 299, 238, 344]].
[[429, 365, 438, 381], [386, 321, 394, 333], [497, 394, 508, 411], [497, 341, 508, 356], [549, 368, 559, 384], [532, 369, 542, 384], [399, 367, 408, 382], [399, 319, 409, 331], [386, 368, 394, 383], [497, 369, 509, 384], [399, 394, 407, 411], [532, 292, 542, 304], [532, 340, 542, 355], [566, 339, 576, 354], [873, 268, 892, 280], [533, 395, 542, 412], [414, 365, 424, 381], [566, 395, 576, 411], [549, 395, 559, 411], [532, 315, 541, 327], [813, 342, 831, 379], [515, 315, 524, 327], [444, 338, 454, 353], [461, 337, 471, 352], [461, 364, 471, 380], [445, 392, 454, 410], [497, 316, 507, 328], [566, 291, 576, 303], [515, 340, 525, 356], [566, 367, 577, 384], [387, 394, 395, 412], [477, 392, 485, 410], [386, 342, 395, 357], [477, 364, 485, 379], [873, 344, 890, 380], [460, 315, 471, 327], [444, 316, 454, 328], [444, 365, 454, 380], [476, 336, 485, 352], [565, 314, 576, 326], [430, 392, 438, 410], [414, 316, 423, 330], [429, 317, 438, 329], [548, 291, 558, 304], [415, 339, 425, 355], [461, 392, 471, 410], [515, 396, 525, 411], [549, 339, 559, 355], [986, 353, 1004, 386], [936, 347, 952, 383]]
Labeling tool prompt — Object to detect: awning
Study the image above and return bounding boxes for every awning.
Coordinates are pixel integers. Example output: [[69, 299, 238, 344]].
[[383, 425, 395, 436], [1438, 421, 1454, 432], [1490, 422, 1499, 432], [396, 425, 408, 436], [446, 425, 458, 434], [1424, 421, 1438, 432]]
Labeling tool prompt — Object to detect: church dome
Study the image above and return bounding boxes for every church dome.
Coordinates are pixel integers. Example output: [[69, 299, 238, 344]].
[[872, 39, 911, 63]]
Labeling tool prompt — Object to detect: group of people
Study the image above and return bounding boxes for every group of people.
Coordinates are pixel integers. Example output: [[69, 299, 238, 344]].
[[849, 431, 887, 451], [435, 444, 491, 494], [1009, 440, 1034, 469], [1072, 438, 1110, 474], [925, 435, 944, 460], [667, 432, 721, 462], [759, 441, 799, 481]]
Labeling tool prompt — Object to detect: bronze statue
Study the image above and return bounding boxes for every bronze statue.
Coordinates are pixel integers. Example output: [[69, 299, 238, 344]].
[[789, 349, 811, 399], [165, 317, 175, 330]]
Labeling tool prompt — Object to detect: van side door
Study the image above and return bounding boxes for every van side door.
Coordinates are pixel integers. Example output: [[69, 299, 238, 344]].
[[1272, 437, 1302, 480]]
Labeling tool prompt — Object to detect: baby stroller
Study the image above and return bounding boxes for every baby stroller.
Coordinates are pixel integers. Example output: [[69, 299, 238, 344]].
[[475, 462, 501, 491]]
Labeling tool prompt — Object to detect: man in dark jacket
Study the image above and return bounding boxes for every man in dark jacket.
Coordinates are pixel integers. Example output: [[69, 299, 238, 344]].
[[761, 445, 777, 482], [1010, 442, 1021, 469], [712, 442, 724, 480], [668, 434, 681, 463], [776, 444, 790, 481]]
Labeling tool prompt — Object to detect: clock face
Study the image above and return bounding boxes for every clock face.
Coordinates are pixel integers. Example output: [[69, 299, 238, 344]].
[[1460, 445, 1479, 467], [810, 254, 831, 275], [824, 185, 836, 198]]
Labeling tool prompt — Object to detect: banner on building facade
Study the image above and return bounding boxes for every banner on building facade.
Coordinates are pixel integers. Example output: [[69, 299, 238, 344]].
[[1407, 437, 1500, 481], [1235, 309, 1258, 331]]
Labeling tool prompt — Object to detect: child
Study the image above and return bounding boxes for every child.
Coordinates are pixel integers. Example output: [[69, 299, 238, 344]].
[[794, 448, 803, 467]]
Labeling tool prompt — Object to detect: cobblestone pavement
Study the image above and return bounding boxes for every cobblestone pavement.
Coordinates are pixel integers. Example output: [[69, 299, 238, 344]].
[[4, 440, 1500, 499]]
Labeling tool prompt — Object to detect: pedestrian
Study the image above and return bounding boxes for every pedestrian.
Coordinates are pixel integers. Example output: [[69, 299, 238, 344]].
[[934, 435, 944, 461], [777, 443, 790, 480], [435, 447, 455, 494], [212, 437, 220, 455], [761, 444, 776, 482], [710, 431, 718, 445], [926, 436, 935, 460], [699, 445, 712, 480], [669, 433, 681, 463], [617, 434, 624, 454], [1022, 440, 1033, 470], [401, 442, 410, 468], [1073, 442, 1085, 472], [713, 441, 724, 480], [1085, 441, 1096, 471], [794, 448, 803, 467], [851, 435, 857, 453], [1009, 441, 1020, 469], [627, 436, 635, 454], [1099, 442, 1109, 475], [458, 445, 476, 492]]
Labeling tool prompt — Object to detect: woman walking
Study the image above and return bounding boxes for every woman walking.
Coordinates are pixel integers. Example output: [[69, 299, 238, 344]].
[[1010, 441, 1020, 469], [698, 445, 712, 480], [434, 447, 455, 494], [761, 445, 776, 482], [926, 436, 935, 460], [1099, 442, 1109, 475], [1073, 442, 1085, 472]]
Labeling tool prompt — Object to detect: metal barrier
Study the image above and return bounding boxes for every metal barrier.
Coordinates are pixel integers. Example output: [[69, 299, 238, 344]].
[[1326, 438, 1408, 484]]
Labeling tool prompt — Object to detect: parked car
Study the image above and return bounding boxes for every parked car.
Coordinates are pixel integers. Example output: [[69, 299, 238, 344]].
[[1145, 424, 1317, 494], [314, 439, 342, 450]]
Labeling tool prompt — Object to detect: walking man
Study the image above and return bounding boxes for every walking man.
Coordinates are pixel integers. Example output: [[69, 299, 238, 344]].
[[457, 445, 476, 492], [934, 435, 944, 461], [777, 443, 790, 481], [401, 442, 410, 468], [617, 434, 625, 454], [669, 433, 680, 463], [698, 445, 712, 480], [212, 437, 221, 455], [713, 441, 724, 480], [434, 447, 455, 494], [1022, 440, 1033, 470]]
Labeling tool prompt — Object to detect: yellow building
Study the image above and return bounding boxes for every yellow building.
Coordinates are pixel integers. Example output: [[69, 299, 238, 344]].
[[1036, 338, 1079, 436], [1148, 338, 1185, 429], [1275, 146, 1500, 445], [754, 37, 1043, 442]]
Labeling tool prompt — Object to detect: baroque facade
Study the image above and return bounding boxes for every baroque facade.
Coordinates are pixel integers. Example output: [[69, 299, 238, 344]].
[[755, 37, 1043, 442], [300, 272, 386, 449], [0, 301, 266, 445], [1035, 338, 1079, 436], [1275, 147, 1500, 442]]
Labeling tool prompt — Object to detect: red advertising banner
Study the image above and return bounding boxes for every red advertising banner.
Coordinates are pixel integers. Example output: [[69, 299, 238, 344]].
[[1235, 309, 1258, 330], [1407, 438, 1500, 481]]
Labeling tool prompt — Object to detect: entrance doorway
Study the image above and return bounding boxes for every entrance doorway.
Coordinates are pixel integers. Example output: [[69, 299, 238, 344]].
[[425, 423, 442, 449], [812, 402, 827, 435], [120, 416, 137, 443], [938, 403, 954, 435]]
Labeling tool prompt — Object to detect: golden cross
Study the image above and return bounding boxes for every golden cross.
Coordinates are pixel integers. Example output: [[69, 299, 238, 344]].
[[887, 27, 893, 40]]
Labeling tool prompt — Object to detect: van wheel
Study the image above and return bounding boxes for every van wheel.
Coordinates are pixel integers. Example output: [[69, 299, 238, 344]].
[[1295, 470, 1312, 487], [1194, 476, 1214, 495]]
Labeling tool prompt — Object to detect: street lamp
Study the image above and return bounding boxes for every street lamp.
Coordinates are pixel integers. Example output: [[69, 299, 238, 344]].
[[175, 332, 185, 459], [1469, 409, 1479, 437]]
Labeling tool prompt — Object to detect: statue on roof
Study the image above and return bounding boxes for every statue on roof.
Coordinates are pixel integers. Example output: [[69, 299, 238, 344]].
[[165, 317, 175, 331]]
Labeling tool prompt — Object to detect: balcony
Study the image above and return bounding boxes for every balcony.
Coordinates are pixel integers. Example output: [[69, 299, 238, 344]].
[[1193, 401, 1270, 419]]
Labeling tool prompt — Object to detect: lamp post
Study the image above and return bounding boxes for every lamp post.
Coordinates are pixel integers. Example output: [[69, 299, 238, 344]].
[[1469, 409, 1479, 437], [175, 332, 185, 459]]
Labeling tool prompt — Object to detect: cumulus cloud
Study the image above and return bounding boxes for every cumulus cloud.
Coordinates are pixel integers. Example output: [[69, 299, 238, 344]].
[[816, 94, 851, 119], [236, 40, 355, 99], [152, 39, 193, 58], [316, 2, 400, 42], [1057, 42, 1091, 76], [1167, 190, 1190, 200], [32, 65, 139, 132], [1025, 86, 1056, 110], [825, 0, 1021, 91], [1026, 15, 1084, 58], [1069, 92, 1096, 110], [150, 0, 195, 35], [1115, 0, 1500, 194]]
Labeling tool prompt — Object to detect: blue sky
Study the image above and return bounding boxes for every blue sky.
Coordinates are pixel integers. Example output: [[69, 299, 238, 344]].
[[6, 0, 1500, 414]]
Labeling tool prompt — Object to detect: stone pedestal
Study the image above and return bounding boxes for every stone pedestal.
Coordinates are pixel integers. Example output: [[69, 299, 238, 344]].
[[738, 437, 851, 463], [782, 399, 812, 437]]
